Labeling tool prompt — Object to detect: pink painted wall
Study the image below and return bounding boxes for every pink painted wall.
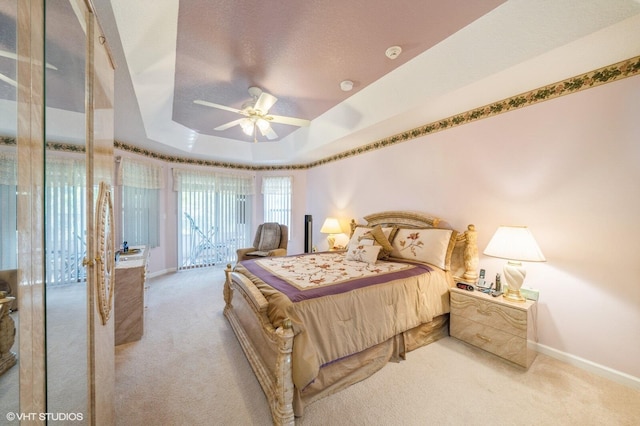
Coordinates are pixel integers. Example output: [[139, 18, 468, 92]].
[[305, 75, 640, 379], [120, 75, 639, 380]]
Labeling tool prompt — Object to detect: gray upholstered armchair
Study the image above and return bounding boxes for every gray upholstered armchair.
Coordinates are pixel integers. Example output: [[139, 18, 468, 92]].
[[236, 223, 288, 262]]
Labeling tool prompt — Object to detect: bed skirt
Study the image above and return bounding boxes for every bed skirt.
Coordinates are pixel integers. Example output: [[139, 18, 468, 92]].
[[294, 314, 449, 416]]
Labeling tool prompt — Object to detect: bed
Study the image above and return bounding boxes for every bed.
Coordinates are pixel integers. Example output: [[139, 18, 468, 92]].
[[223, 211, 479, 425]]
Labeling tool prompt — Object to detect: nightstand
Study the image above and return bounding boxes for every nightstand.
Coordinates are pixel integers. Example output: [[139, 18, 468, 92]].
[[449, 287, 537, 368]]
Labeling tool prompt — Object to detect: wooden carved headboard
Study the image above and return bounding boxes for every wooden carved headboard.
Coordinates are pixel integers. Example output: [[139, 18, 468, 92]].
[[350, 211, 478, 283]]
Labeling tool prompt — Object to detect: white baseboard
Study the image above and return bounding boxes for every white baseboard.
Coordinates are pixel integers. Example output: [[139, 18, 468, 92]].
[[533, 342, 640, 390], [148, 267, 176, 279], [147, 264, 228, 280]]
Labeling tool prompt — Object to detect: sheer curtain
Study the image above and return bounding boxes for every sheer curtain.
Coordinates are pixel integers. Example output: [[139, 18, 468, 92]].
[[173, 168, 254, 269], [44, 155, 86, 284], [116, 157, 164, 248], [262, 176, 292, 237], [0, 152, 17, 269]]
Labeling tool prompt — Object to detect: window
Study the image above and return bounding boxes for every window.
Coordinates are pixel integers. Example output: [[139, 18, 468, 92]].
[[0, 152, 17, 269], [44, 156, 87, 284], [117, 157, 163, 248], [173, 168, 254, 269], [262, 176, 292, 237]]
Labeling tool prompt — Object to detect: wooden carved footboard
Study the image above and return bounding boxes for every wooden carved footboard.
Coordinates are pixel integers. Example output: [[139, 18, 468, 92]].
[[223, 269, 296, 425], [224, 211, 479, 425]]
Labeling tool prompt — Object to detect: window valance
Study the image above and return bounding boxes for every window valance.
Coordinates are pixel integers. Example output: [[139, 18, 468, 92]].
[[172, 168, 255, 195], [261, 176, 292, 194], [0, 152, 17, 186], [46, 156, 86, 187], [117, 157, 164, 189]]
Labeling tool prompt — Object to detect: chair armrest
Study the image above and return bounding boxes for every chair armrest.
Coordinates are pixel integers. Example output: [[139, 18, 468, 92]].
[[267, 248, 287, 257], [236, 247, 257, 262]]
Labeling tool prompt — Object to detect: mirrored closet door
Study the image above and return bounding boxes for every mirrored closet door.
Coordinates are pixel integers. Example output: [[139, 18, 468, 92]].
[[0, 0, 19, 416], [2, 0, 115, 422], [45, 0, 89, 417]]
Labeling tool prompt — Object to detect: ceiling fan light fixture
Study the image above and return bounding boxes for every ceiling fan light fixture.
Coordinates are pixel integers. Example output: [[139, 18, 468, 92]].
[[256, 118, 270, 132], [240, 118, 254, 136]]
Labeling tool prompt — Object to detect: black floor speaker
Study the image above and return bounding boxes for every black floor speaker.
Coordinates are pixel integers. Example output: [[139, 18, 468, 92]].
[[304, 214, 313, 253]]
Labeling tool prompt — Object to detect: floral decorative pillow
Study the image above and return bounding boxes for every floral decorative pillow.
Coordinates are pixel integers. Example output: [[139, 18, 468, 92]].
[[345, 244, 382, 264], [389, 228, 456, 270]]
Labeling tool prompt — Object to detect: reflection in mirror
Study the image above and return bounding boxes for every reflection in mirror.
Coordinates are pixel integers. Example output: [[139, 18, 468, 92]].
[[0, 0, 19, 416], [45, 0, 88, 417]]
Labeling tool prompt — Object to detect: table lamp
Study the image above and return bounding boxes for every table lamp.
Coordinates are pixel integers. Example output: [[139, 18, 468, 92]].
[[483, 226, 545, 302], [320, 217, 342, 250]]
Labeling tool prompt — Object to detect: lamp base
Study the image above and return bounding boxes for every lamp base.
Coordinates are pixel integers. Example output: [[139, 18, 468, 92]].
[[327, 235, 336, 250], [502, 260, 527, 302], [503, 287, 526, 302]]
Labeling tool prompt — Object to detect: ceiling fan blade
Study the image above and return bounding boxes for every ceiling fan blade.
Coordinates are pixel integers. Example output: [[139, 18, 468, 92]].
[[259, 125, 278, 140], [194, 99, 244, 115], [254, 92, 277, 114], [0, 49, 58, 70], [214, 118, 245, 131], [268, 114, 310, 127], [0, 72, 17, 88]]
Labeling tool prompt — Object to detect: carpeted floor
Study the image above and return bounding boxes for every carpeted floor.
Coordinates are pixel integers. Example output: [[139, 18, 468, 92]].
[[0, 283, 87, 421], [115, 268, 640, 426]]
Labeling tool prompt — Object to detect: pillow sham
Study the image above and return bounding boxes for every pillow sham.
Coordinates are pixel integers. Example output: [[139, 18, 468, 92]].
[[345, 244, 382, 264], [360, 225, 394, 259], [389, 228, 457, 270], [348, 225, 395, 247]]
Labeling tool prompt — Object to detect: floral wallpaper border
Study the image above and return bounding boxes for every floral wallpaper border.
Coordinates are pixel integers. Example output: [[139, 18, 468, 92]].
[[0, 138, 87, 153], [305, 55, 640, 169], [3, 55, 639, 170]]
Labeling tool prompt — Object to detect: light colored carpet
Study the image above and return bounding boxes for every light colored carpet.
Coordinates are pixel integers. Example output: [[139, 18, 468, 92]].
[[0, 283, 87, 422], [115, 268, 640, 426]]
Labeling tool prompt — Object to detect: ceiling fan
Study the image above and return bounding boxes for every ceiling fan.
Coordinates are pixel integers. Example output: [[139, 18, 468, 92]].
[[0, 49, 58, 88], [194, 87, 310, 142]]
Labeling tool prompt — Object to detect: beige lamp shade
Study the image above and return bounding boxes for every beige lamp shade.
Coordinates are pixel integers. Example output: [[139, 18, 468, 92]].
[[484, 226, 545, 262], [320, 217, 342, 234], [484, 226, 545, 302]]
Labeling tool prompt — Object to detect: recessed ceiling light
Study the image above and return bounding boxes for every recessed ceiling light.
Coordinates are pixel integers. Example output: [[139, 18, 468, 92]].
[[340, 80, 354, 92], [385, 45, 402, 59]]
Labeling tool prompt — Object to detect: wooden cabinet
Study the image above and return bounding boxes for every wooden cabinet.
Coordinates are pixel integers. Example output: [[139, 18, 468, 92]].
[[450, 287, 537, 368], [114, 247, 148, 345], [0, 296, 17, 376]]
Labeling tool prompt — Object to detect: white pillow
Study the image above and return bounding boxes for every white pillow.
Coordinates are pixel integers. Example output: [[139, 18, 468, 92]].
[[345, 244, 382, 264], [390, 228, 454, 270]]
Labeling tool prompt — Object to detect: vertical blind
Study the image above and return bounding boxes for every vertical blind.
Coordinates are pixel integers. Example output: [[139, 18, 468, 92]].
[[173, 168, 254, 269], [262, 176, 292, 237], [44, 156, 87, 285], [0, 152, 17, 269], [116, 157, 164, 248]]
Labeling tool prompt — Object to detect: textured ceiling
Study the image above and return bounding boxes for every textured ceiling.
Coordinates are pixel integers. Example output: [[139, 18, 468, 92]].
[[171, 0, 505, 142]]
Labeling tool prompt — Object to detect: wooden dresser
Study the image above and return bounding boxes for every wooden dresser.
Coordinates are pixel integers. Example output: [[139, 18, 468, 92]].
[[450, 287, 537, 368], [114, 246, 149, 346]]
